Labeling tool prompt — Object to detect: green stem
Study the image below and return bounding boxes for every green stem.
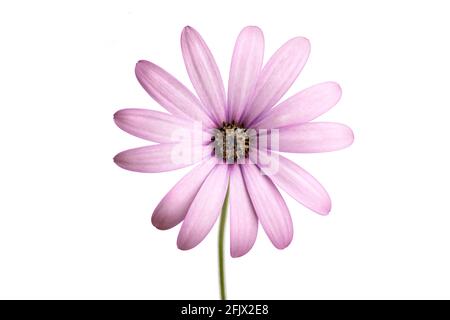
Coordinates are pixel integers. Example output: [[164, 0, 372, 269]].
[[218, 186, 230, 300]]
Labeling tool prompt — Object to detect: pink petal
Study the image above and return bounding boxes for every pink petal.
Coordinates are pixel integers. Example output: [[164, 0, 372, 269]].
[[181, 26, 227, 124], [276, 122, 354, 153], [135, 60, 215, 128], [152, 157, 217, 230], [229, 165, 258, 258], [255, 151, 331, 215], [253, 82, 342, 129], [113, 144, 211, 173], [241, 164, 293, 249], [177, 164, 229, 250], [242, 37, 311, 125], [114, 108, 210, 144], [228, 26, 264, 123]]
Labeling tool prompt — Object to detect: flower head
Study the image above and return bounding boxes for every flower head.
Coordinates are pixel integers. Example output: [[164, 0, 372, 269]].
[[114, 26, 353, 257]]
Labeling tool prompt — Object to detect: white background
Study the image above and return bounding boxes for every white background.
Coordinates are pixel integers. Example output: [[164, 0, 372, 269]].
[[1, 0, 449, 299]]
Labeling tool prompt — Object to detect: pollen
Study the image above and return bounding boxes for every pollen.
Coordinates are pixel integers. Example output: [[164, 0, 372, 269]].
[[212, 122, 250, 162]]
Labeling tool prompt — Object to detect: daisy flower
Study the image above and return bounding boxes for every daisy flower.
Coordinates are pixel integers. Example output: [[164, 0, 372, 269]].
[[114, 26, 353, 298]]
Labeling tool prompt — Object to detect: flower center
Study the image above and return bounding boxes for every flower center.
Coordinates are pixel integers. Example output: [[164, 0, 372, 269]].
[[212, 122, 250, 162]]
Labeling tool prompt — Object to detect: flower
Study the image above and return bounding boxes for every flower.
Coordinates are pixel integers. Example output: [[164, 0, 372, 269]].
[[114, 26, 353, 258]]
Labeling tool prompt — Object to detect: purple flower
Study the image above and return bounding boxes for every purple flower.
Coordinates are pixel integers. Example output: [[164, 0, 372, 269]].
[[114, 26, 353, 258]]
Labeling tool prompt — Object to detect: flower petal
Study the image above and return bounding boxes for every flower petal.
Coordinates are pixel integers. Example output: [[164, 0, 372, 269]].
[[135, 60, 215, 128], [253, 82, 342, 129], [242, 37, 311, 125], [114, 108, 210, 144], [255, 151, 331, 215], [181, 26, 227, 124], [113, 144, 211, 173], [152, 157, 217, 230], [228, 26, 264, 123], [241, 164, 293, 249], [177, 164, 229, 250], [276, 122, 354, 153], [229, 165, 258, 258]]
